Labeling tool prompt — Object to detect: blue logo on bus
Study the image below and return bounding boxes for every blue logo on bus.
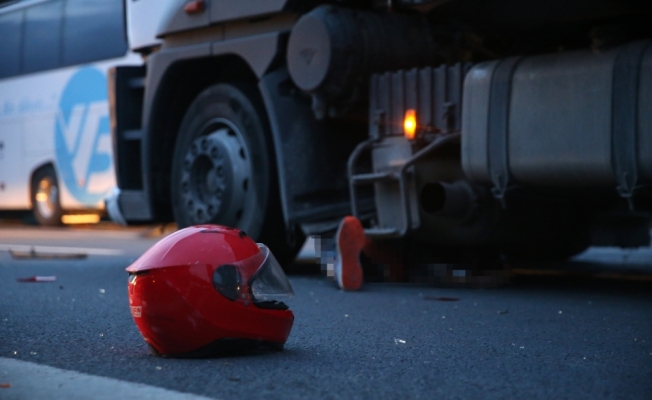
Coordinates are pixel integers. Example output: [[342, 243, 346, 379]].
[[55, 67, 113, 205]]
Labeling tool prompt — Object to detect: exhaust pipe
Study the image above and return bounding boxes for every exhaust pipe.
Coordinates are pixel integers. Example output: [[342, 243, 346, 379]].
[[419, 181, 477, 220]]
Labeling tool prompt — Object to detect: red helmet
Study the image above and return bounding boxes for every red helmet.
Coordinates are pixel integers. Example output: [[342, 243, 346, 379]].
[[126, 225, 295, 357]]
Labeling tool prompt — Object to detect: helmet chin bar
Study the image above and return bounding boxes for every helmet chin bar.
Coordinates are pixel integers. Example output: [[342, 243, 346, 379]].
[[252, 300, 290, 310]]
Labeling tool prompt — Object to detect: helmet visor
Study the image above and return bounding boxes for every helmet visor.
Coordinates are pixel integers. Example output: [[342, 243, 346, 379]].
[[249, 244, 294, 301]]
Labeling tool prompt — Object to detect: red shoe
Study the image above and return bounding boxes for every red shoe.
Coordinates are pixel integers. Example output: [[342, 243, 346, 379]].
[[334, 216, 366, 290]]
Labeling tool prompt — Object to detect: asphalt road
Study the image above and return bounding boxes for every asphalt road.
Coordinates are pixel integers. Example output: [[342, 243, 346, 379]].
[[0, 225, 651, 399]]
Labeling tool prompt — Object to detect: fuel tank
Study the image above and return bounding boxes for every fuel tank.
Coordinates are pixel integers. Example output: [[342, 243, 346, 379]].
[[462, 40, 652, 196]]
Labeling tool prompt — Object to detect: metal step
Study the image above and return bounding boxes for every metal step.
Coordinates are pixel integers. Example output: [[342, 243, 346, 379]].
[[364, 227, 400, 238], [351, 171, 397, 185]]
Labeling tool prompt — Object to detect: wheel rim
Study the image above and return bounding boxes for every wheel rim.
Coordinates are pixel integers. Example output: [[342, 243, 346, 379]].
[[179, 118, 252, 226], [35, 176, 58, 220]]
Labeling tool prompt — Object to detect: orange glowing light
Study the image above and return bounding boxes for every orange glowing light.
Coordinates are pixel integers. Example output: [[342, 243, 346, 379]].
[[404, 109, 417, 140], [61, 214, 101, 224]]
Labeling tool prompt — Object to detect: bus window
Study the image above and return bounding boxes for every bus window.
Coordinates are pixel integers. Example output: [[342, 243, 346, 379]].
[[0, 10, 23, 79], [62, 0, 127, 66], [24, 0, 64, 74]]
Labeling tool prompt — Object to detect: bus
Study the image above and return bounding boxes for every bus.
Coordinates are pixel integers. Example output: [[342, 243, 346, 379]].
[[0, 0, 143, 225]]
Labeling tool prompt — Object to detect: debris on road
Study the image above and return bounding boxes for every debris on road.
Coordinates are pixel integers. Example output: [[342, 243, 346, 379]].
[[16, 276, 57, 282], [424, 296, 460, 301], [9, 247, 86, 260]]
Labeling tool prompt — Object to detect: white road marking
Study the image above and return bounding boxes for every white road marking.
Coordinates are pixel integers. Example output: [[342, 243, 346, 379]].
[[0, 244, 124, 256], [0, 357, 216, 400]]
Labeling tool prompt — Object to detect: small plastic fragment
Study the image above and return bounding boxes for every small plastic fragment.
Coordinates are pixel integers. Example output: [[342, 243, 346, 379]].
[[16, 276, 57, 282], [498, 310, 508, 315], [0, 383, 10, 389], [394, 338, 406, 344]]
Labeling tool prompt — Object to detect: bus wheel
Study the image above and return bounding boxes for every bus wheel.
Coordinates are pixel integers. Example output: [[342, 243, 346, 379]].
[[171, 83, 303, 263], [31, 166, 63, 226]]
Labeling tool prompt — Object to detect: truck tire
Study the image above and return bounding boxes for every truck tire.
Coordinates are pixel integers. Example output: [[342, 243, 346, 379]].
[[31, 166, 63, 226], [171, 83, 302, 263]]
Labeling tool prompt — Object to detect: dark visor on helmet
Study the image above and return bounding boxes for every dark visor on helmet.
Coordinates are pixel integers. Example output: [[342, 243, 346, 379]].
[[212, 264, 241, 301]]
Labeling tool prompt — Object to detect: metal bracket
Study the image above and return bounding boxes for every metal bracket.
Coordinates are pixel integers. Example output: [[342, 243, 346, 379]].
[[487, 57, 522, 206], [612, 40, 650, 210], [347, 133, 460, 238]]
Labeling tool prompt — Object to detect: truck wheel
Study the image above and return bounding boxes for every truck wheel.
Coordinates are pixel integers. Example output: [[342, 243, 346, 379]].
[[171, 83, 302, 263], [31, 166, 63, 226]]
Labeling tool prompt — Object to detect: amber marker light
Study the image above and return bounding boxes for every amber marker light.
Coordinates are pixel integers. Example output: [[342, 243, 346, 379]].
[[61, 214, 101, 224], [404, 109, 417, 140]]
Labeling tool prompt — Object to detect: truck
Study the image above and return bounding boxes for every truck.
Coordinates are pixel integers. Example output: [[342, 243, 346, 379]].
[[107, 0, 652, 267]]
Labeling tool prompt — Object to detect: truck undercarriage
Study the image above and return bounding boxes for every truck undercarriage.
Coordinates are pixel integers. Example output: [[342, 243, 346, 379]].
[[108, 0, 652, 263]]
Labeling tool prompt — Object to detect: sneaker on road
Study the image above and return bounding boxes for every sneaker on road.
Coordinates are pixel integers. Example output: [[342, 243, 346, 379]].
[[334, 216, 366, 290]]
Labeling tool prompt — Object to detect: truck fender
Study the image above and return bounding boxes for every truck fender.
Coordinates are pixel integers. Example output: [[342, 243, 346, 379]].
[[258, 67, 354, 231]]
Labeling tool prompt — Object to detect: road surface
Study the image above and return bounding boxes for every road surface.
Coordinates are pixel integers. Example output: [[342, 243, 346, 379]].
[[0, 224, 651, 399]]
